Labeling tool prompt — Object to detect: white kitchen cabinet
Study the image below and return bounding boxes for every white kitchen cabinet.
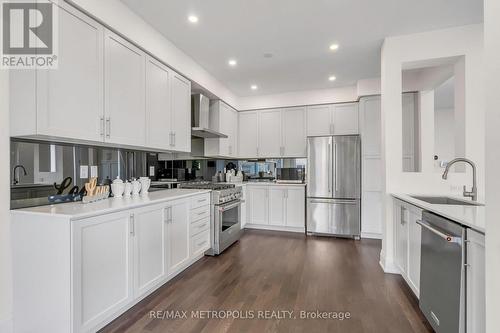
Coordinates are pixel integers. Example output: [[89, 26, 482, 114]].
[[395, 202, 409, 275], [307, 104, 332, 136], [333, 103, 359, 135], [238, 111, 259, 158], [268, 187, 286, 226], [466, 230, 485, 333], [246, 185, 305, 232], [133, 205, 167, 299], [10, 2, 104, 142], [248, 186, 269, 225], [146, 57, 172, 151], [240, 185, 248, 228], [285, 187, 306, 228], [205, 101, 238, 157], [306, 103, 359, 137], [72, 211, 134, 333], [282, 107, 307, 157], [259, 109, 282, 157], [104, 30, 146, 147], [407, 207, 422, 295], [166, 200, 190, 274], [170, 72, 192, 152]]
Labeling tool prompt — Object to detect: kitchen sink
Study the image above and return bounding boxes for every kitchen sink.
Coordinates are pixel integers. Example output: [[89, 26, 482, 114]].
[[410, 195, 483, 206]]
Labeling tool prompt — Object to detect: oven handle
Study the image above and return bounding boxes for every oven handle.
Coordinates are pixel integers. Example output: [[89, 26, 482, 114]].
[[217, 200, 241, 212], [416, 219, 462, 244]]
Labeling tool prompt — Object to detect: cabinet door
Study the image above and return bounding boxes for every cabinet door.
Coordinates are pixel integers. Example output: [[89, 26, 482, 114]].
[[72, 211, 133, 332], [333, 103, 359, 135], [219, 103, 233, 156], [282, 107, 307, 157], [146, 57, 172, 150], [133, 205, 167, 298], [37, 2, 104, 142], [167, 200, 190, 273], [466, 230, 485, 333], [104, 30, 146, 146], [395, 203, 409, 275], [286, 187, 305, 228], [258, 109, 282, 157], [230, 108, 239, 156], [238, 111, 259, 158], [407, 209, 422, 296], [248, 186, 268, 225], [268, 188, 286, 226], [306, 104, 332, 136], [240, 186, 247, 227], [170, 72, 191, 152]]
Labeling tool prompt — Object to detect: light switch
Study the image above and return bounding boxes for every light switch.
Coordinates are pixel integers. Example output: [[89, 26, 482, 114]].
[[149, 166, 155, 177], [90, 166, 98, 178], [80, 165, 89, 179]]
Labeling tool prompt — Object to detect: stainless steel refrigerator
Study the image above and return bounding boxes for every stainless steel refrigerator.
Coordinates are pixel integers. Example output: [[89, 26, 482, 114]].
[[306, 135, 361, 238]]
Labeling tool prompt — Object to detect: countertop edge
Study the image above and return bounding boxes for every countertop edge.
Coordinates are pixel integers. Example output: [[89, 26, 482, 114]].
[[10, 189, 211, 221], [391, 193, 486, 234]]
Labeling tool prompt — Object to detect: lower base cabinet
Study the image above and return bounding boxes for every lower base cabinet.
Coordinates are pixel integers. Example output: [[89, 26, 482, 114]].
[[246, 185, 305, 232], [12, 192, 210, 333], [466, 229, 485, 333]]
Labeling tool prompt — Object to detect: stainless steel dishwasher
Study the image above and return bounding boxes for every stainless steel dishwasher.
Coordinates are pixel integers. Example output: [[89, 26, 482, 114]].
[[417, 211, 466, 333]]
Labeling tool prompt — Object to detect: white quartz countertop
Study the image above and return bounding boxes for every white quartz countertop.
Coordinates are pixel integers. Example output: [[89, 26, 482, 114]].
[[11, 189, 211, 220], [392, 193, 486, 234], [243, 182, 306, 187]]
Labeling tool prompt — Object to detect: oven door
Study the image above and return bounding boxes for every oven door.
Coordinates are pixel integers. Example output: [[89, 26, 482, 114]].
[[214, 200, 242, 254]]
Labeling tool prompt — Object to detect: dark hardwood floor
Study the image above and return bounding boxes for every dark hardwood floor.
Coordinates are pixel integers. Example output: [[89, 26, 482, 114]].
[[100, 230, 433, 333]]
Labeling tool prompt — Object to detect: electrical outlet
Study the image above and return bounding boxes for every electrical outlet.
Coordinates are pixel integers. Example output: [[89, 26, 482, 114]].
[[80, 165, 89, 179], [149, 166, 155, 177], [90, 166, 98, 178]]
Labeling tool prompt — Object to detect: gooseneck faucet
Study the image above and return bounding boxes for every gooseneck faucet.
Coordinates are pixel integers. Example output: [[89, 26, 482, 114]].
[[442, 158, 477, 201], [12, 164, 27, 185]]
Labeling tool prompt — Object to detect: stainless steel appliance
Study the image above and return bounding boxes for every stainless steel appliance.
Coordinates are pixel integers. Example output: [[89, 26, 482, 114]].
[[306, 135, 361, 238], [418, 211, 466, 333], [191, 94, 228, 138], [276, 167, 305, 183], [178, 181, 242, 255]]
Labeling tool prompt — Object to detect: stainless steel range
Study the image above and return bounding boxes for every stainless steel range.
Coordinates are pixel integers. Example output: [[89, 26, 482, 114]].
[[178, 181, 242, 255]]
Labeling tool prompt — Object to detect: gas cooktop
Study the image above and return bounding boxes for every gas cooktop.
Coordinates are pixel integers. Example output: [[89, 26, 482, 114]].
[[178, 181, 235, 191]]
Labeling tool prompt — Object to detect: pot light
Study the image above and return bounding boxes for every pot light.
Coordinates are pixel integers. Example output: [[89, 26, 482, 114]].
[[329, 44, 339, 51], [228, 59, 237, 67], [328, 75, 337, 81], [188, 15, 199, 23], [251, 85, 258, 90]]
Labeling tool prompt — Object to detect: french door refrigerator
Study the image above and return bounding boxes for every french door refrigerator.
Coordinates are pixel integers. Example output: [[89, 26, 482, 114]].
[[306, 135, 361, 238]]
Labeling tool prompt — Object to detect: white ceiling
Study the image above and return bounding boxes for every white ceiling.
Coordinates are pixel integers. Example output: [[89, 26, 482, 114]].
[[120, 0, 482, 97]]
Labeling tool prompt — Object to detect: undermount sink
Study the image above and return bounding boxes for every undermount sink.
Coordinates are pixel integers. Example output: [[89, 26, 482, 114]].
[[410, 195, 483, 206]]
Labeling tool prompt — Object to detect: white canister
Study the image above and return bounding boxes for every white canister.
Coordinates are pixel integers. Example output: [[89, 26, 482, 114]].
[[123, 181, 132, 197], [111, 176, 125, 198], [131, 178, 141, 196], [139, 177, 151, 196]]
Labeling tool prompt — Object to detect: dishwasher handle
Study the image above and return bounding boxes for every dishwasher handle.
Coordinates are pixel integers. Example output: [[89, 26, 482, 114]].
[[416, 219, 462, 244]]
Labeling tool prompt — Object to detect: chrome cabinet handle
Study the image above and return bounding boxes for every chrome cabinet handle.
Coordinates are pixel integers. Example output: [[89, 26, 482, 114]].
[[106, 118, 111, 138], [100, 117, 105, 137], [416, 219, 461, 243], [129, 214, 135, 236]]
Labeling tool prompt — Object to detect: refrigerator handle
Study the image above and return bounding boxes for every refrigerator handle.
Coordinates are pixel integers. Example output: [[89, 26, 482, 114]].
[[334, 142, 338, 193], [328, 141, 332, 195]]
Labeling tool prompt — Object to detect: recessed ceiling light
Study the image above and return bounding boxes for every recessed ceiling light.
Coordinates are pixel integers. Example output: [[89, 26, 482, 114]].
[[188, 15, 199, 23], [329, 44, 339, 51], [228, 59, 237, 67], [263, 53, 274, 58], [251, 85, 258, 90], [328, 75, 337, 81]]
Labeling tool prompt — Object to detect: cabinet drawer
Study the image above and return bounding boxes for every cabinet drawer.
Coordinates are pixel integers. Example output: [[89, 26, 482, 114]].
[[190, 205, 210, 222], [190, 231, 210, 256], [191, 194, 210, 209], [190, 218, 210, 236]]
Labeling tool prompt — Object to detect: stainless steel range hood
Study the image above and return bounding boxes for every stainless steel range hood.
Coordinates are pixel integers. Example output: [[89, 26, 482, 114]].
[[191, 94, 228, 138]]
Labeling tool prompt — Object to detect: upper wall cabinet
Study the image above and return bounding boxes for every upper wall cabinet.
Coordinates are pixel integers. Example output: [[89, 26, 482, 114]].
[[10, 2, 191, 153], [306, 103, 359, 136], [104, 30, 146, 147], [11, 1, 104, 142], [205, 101, 238, 158], [238, 106, 307, 159]]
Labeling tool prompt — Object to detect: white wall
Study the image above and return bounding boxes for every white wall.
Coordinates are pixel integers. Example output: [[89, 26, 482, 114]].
[[68, 0, 239, 109], [484, 0, 500, 331], [379, 24, 484, 272], [0, 69, 12, 332], [434, 108, 455, 167], [237, 85, 357, 110]]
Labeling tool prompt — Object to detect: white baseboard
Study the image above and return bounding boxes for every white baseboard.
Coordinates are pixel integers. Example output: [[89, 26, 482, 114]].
[[0, 317, 13, 333], [361, 231, 382, 239], [244, 224, 305, 234], [379, 251, 400, 274]]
